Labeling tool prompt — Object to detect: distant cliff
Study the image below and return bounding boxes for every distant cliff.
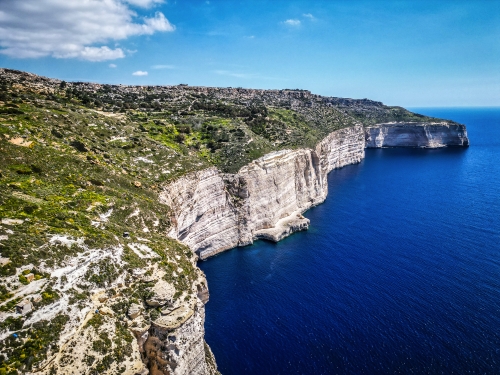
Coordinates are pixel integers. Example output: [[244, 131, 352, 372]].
[[365, 122, 469, 148]]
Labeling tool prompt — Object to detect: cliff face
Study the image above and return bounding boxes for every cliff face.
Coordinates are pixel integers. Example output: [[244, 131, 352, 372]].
[[365, 122, 469, 148], [150, 121, 468, 375], [139, 270, 220, 375], [161, 125, 365, 259], [144, 300, 216, 375], [162, 122, 469, 260]]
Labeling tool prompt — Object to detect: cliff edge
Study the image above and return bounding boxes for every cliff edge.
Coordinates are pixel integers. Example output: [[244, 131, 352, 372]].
[[161, 125, 365, 259], [365, 122, 469, 148], [162, 122, 468, 260]]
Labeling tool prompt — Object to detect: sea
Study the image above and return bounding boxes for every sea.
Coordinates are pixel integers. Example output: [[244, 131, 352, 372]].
[[199, 108, 500, 375]]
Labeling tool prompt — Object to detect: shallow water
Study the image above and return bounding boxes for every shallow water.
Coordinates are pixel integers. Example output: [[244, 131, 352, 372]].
[[199, 108, 500, 374]]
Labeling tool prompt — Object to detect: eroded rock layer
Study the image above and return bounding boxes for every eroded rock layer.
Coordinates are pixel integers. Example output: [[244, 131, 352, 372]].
[[144, 300, 211, 375], [161, 125, 365, 259], [365, 122, 469, 148]]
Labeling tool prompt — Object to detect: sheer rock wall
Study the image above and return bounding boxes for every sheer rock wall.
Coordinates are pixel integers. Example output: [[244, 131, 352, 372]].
[[161, 125, 365, 259], [144, 300, 211, 375], [365, 122, 469, 148]]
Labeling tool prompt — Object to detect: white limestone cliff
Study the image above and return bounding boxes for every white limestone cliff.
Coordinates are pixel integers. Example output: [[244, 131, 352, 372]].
[[365, 122, 469, 148], [141, 269, 219, 375], [161, 125, 365, 259], [144, 300, 214, 375]]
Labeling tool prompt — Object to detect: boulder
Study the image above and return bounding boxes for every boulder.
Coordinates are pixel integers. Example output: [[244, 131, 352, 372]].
[[145, 279, 175, 307], [128, 303, 143, 320], [99, 306, 114, 316]]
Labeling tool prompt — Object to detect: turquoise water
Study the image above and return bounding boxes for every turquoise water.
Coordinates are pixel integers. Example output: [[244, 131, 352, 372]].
[[199, 108, 500, 374]]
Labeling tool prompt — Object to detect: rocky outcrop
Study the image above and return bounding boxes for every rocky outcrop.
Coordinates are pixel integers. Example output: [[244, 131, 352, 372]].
[[365, 122, 469, 148], [144, 300, 211, 375], [161, 125, 365, 259], [142, 272, 219, 375]]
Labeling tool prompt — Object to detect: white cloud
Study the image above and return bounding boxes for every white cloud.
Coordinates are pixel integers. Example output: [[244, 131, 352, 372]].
[[303, 13, 315, 20], [0, 0, 175, 61], [57, 46, 125, 61], [143, 12, 174, 32], [124, 0, 164, 7], [109, 63, 117, 68], [152, 64, 175, 69], [283, 19, 301, 27], [132, 70, 148, 76]]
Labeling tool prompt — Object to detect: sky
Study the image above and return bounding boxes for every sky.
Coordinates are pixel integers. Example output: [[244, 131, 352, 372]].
[[0, 0, 498, 107]]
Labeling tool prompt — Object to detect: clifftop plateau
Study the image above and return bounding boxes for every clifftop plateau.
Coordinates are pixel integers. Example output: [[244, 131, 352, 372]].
[[0, 68, 468, 375]]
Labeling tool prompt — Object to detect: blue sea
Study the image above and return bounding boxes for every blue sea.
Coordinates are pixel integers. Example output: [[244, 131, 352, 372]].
[[199, 108, 500, 375]]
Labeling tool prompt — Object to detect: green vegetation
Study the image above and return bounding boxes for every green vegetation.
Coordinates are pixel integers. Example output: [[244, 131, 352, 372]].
[[79, 315, 134, 373], [0, 315, 69, 374], [40, 287, 60, 306], [67, 288, 88, 307], [85, 313, 105, 330], [0, 68, 447, 177], [85, 258, 120, 287], [0, 316, 23, 332], [0, 109, 174, 271], [0, 298, 21, 313], [92, 332, 112, 354], [0, 286, 13, 303]]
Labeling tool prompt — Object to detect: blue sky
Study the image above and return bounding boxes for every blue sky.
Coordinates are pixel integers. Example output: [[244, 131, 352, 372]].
[[0, 0, 498, 106]]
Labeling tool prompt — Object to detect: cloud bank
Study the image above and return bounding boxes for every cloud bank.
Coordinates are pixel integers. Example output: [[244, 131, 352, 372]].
[[0, 0, 175, 61], [283, 19, 301, 27]]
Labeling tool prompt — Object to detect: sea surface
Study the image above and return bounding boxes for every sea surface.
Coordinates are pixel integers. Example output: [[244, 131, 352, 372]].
[[199, 108, 500, 374]]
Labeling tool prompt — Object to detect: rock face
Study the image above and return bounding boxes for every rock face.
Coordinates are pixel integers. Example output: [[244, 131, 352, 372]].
[[144, 300, 217, 375], [141, 271, 219, 375], [365, 122, 469, 148], [162, 122, 470, 259], [154, 121, 468, 375], [161, 125, 365, 259], [128, 303, 143, 320]]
